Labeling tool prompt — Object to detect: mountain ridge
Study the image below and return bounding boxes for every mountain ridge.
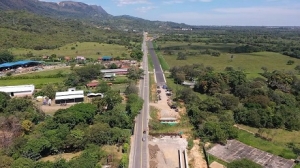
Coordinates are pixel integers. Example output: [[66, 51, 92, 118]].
[[0, 0, 191, 30]]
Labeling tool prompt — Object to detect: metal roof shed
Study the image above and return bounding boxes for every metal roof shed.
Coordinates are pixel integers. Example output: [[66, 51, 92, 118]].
[[55, 90, 84, 104]]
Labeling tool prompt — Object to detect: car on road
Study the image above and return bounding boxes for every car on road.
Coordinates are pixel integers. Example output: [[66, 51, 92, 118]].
[[143, 130, 146, 134], [142, 137, 146, 142]]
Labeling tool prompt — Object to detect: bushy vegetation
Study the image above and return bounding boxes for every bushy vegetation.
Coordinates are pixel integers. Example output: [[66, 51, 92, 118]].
[[170, 63, 300, 156], [227, 159, 262, 168]]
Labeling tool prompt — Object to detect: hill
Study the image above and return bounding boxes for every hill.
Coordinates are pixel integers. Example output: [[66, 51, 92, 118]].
[[0, 0, 191, 31], [0, 10, 141, 49]]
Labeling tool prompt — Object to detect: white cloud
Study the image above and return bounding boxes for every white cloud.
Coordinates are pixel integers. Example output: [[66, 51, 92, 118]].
[[160, 6, 300, 26], [136, 6, 157, 13], [114, 0, 150, 6], [163, 0, 184, 4]]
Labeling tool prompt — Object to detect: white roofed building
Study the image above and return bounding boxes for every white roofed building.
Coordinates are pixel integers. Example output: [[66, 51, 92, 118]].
[[0, 84, 35, 97], [100, 68, 128, 75], [55, 89, 84, 104]]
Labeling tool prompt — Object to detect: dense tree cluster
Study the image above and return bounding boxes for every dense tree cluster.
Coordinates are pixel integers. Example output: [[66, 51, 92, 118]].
[[64, 64, 103, 87], [0, 77, 143, 167], [170, 64, 300, 144]]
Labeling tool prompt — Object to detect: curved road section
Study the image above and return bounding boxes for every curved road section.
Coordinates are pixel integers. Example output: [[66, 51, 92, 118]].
[[147, 41, 166, 86]]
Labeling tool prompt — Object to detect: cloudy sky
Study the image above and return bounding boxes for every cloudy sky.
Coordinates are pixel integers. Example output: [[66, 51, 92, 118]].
[[41, 0, 300, 26]]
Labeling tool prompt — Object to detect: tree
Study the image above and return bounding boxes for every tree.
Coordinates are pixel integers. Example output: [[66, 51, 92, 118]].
[[40, 84, 56, 99], [22, 137, 51, 160], [11, 157, 34, 168], [5, 97, 33, 113], [227, 159, 262, 168], [287, 60, 295, 65], [64, 73, 80, 87], [73, 64, 103, 84], [21, 120, 34, 134], [96, 82, 111, 93], [177, 52, 187, 60], [124, 82, 139, 95], [0, 92, 10, 113], [127, 66, 144, 81], [217, 94, 239, 110], [108, 63, 118, 69], [0, 155, 13, 168], [0, 51, 14, 64], [103, 90, 122, 110], [130, 49, 143, 61]]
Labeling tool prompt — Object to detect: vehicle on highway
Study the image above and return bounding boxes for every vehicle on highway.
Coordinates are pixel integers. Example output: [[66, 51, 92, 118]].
[[143, 130, 146, 134], [142, 137, 146, 141]]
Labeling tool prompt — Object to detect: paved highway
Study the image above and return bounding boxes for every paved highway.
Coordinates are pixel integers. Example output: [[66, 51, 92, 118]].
[[130, 32, 150, 168], [147, 41, 166, 85]]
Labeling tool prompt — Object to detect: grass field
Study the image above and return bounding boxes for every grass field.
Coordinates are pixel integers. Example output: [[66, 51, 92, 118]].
[[111, 84, 127, 93], [155, 41, 300, 79], [237, 124, 300, 146], [237, 130, 296, 159], [148, 54, 154, 72], [10, 42, 130, 59], [0, 78, 64, 88]]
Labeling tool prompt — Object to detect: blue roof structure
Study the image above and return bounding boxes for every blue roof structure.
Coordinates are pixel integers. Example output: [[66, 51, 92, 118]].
[[102, 56, 112, 60], [0, 60, 43, 68]]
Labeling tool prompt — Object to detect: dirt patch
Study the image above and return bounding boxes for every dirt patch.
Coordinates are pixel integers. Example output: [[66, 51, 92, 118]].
[[149, 144, 160, 168], [148, 136, 188, 168], [38, 103, 73, 115], [150, 86, 180, 119], [188, 139, 208, 168], [210, 161, 226, 168], [39, 151, 82, 162]]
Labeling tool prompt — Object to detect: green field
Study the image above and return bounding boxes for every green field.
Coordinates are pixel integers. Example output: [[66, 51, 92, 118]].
[[10, 42, 130, 59], [0, 78, 64, 88], [237, 130, 296, 159], [237, 124, 300, 145], [155, 41, 300, 79]]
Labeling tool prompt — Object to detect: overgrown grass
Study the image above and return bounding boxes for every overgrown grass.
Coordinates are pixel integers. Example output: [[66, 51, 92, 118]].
[[149, 74, 156, 102], [236, 124, 300, 144], [111, 84, 127, 93], [157, 53, 170, 71], [0, 78, 64, 88], [148, 54, 154, 72], [156, 41, 300, 79], [237, 130, 296, 159], [10, 42, 130, 59]]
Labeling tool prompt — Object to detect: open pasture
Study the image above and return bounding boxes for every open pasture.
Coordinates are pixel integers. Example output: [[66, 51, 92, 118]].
[[0, 78, 64, 87], [156, 41, 300, 79], [10, 42, 130, 59]]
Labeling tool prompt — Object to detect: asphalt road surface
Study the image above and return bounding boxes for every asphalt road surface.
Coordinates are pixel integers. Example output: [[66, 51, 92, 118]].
[[131, 32, 150, 168], [147, 41, 166, 86]]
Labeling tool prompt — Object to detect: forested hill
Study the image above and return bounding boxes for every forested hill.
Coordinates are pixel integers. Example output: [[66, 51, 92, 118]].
[[0, 0, 109, 19], [0, 11, 141, 49], [0, 0, 191, 31]]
